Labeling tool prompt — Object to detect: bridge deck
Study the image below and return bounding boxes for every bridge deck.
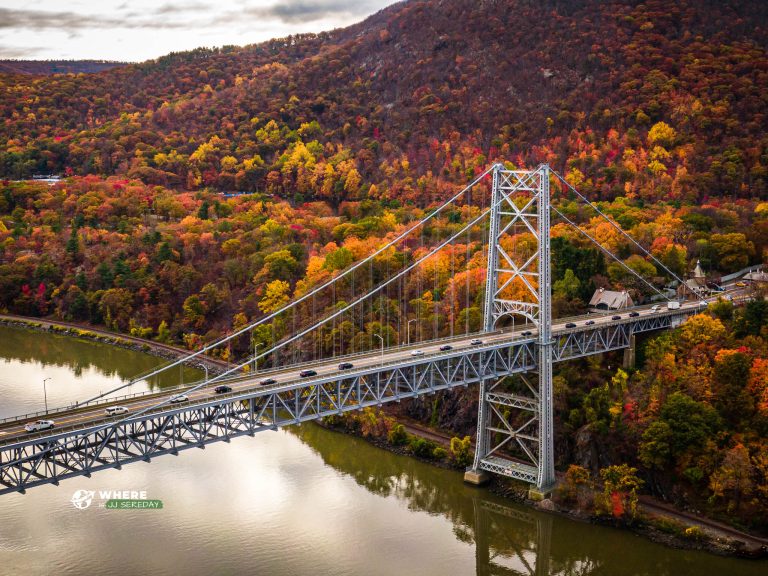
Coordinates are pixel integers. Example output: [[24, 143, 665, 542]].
[[0, 302, 703, 494]]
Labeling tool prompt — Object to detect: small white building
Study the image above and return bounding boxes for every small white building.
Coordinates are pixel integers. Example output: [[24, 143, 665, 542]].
[[588, 288, 634, 311]]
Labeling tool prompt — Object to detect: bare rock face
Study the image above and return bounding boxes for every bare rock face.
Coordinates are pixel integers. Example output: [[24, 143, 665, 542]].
[[573, 425, 601, 477], [537, 498, 556, 511]]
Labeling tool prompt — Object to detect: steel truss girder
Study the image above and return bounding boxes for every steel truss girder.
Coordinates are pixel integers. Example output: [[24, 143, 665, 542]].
[[0, 346, 539, 495], [0, 308, 697, 495]]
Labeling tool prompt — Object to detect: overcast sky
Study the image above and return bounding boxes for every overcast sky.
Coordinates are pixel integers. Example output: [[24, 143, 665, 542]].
[[0, 0, 397, 62]]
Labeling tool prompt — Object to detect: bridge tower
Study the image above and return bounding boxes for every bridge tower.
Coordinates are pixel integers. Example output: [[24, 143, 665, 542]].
[[466, 164, 555, 497]]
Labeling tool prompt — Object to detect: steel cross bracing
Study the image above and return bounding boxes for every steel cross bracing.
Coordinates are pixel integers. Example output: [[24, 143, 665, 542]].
[[476, 164, 556, 491], [0, 308, 696, 495]]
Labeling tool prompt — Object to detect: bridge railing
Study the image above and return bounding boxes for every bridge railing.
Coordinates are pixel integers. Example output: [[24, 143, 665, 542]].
[[2, 331, 534, 445], [0, 303, 708, 427], [0, 325, 505, 426], [1, 304, 712, 445]]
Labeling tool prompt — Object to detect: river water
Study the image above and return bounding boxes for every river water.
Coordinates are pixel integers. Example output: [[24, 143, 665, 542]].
[[0, 324, 764, 575]]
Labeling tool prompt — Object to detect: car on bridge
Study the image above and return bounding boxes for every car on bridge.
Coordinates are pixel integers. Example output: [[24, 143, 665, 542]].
[[584, 320, 595, 326], [629, 311, 640, 317], [300, 369, 318, 378], [410, 350, 425, 356], [214, 385, 232, 394], [521, 331, 532, 336], [24, 419, 54, 433], [439, 345, 453, 351], [612, 315, 622, 320], [650, 305, 661, 312], [105, 406, 129, 416], [565, 323, 576, 328], [169, 394, 189, 404], [259, 378, 277, 386], [338, 362, 354, 370], [470, 339, 483, 345]]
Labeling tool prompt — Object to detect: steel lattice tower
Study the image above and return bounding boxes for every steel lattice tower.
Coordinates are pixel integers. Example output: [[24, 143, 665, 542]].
[[469, 164, 555, 495]]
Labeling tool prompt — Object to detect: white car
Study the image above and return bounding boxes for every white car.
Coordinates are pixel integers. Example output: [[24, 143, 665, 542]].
[[169, 394, 189, 404], [24, 419, 54, 433], [410, 350, 425, 357], [105, 406, 129, 416], [650, 305, 661, 312], [470, 339, 483, 345]]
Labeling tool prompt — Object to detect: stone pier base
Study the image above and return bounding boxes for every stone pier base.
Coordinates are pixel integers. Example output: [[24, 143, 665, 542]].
[[463, 469, 490, 486], [528, 485, 554, 501]]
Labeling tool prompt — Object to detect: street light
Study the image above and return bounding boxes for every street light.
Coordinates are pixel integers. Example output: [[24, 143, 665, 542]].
[[373, 333, 384, 366], [407, 319, 417, 345], [42, 377, 51, 413], [198, 363, 209, 383], [253, 340, 263, 374]]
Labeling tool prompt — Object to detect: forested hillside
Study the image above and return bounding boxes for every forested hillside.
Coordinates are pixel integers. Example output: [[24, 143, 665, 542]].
[[1, 0, 767, 203], [1, 0, 768, 534], [0, 60, 125, 75]]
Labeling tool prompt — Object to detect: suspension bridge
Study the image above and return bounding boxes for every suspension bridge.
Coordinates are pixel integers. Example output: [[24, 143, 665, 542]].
[[0, 164, 710, 497]]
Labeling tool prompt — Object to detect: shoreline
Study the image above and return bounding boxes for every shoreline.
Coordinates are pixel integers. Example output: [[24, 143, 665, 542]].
[[320, 418, 768, 560], [0, 314, 227, 375]]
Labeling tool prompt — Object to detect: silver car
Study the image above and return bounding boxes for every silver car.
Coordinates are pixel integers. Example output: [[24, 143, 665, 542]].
[[105, 406, 129, 416]]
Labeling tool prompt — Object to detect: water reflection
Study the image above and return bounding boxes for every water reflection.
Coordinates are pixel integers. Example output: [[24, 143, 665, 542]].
[[292, 424, 765, 576], [0, 324, 201, 418]]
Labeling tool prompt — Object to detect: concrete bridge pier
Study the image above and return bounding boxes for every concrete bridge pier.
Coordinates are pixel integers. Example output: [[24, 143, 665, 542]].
[[622, 334, 636, 369]]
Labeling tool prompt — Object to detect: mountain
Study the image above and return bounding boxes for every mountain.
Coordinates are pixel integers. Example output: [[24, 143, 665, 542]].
[[0, 60, 125, 75], [1, 0, 766, 203]]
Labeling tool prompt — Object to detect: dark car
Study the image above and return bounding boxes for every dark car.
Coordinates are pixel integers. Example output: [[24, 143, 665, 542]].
[[439, 345, 453, 351], [612, 315, 622, 320], [214, 385, 232, 394], [521, 331, 532, 336], [629, 311, 640, 317], [300, 369, 317, 378], [565, 322, 576, 328], [585, 320, 595, 326], [259, 378, 277, 386], [338, 362, 354, 370]]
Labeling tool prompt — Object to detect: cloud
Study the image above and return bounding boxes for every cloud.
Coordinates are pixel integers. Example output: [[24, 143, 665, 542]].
[[0, 7, 191, 31], [153, 2, 212, 16], [242, 0, 388, 24], [0, 44, 46, 58]]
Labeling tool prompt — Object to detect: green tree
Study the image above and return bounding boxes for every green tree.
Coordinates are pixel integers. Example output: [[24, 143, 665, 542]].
[[639, 392, 721, 470], [553, 268, 581, 300]]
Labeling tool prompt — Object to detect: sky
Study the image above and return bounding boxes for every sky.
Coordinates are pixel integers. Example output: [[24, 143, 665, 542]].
[[0, 0, 397, 62]]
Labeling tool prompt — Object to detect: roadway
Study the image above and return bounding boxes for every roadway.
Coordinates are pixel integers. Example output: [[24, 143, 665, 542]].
[[0, 299, 708, 443]]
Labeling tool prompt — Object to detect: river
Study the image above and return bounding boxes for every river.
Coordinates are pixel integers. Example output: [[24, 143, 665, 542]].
[[0, 324, 764, 575]]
